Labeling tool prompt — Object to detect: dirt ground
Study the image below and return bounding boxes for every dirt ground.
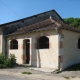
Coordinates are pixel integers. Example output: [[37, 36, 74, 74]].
[[0, 66, 80, 80]]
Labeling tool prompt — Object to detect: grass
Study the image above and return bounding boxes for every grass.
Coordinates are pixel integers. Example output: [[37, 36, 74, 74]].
[[22, 72, 32, 75], [56, 69, 62, 74], [71, 76, 76, 78], [52, 69, 62, 74], [63, 76, 70, 80], [25, 65, 31, 68], [63, 76, 76, 80]]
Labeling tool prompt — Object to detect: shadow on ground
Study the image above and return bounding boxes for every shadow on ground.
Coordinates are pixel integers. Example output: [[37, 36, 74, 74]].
[[64, 63, 80, 71]]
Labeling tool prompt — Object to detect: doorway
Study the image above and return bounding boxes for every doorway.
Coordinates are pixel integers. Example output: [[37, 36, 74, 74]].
[[25, 39, 30, 64]]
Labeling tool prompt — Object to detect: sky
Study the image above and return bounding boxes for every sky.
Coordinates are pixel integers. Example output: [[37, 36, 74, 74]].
[[0, 0, 80, 24]]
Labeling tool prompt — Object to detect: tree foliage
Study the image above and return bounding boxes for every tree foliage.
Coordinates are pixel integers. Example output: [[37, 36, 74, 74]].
[[64, 17, 80, 28]]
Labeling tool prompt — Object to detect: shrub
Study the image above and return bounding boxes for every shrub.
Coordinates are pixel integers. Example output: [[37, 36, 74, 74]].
[[0, 64, 5, 68], [0, 53, 16, 68], [0, 53, 6, 64], [9, 54, 16, 66], [4, 58, 11, 68]]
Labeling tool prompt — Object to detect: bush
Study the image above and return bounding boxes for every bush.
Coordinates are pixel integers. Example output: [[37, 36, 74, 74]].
[[4, 58, 11, 68], [0, 53, 16, 68], [0, 53, 6, 64], [0, 64, 5, 68], [10, 54, 16, 66]]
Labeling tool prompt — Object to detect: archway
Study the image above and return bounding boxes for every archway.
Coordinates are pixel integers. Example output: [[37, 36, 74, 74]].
[[23, 39, 30, 64]]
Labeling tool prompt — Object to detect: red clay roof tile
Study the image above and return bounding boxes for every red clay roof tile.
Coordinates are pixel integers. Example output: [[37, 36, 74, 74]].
[[10, 18, 80, 35]]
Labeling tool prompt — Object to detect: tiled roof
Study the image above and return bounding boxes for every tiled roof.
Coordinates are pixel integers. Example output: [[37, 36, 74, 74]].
[[11, 19, 59, 35], [8, 18, 80, 36], [60, 22, 80, 32], [0, 10, 64, 26], [2, 10, 65, 35]]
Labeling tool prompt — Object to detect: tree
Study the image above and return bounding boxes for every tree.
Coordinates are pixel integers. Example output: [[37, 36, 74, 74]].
[[64, 17, 80, 28]]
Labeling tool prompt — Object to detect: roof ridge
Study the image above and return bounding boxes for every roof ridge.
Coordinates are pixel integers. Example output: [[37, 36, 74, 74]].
[[50, 18, 61, 26]]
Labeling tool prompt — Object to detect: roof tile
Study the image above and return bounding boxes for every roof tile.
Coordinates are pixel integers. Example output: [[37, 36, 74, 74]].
[[11, 18, 80, 35]]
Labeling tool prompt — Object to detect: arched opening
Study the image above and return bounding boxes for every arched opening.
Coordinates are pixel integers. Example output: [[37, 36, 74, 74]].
[[23, 39, 30, 64], [37, 36, 49, 49], [78, 38, 80, 49], [10, 39, 18, 49]]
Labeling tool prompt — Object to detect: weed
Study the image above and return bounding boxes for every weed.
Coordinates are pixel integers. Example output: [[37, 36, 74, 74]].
[[30, 68, 34, 70], [54, 69, 62, 74], [22, 72, 32, 75], [63, 76, 70, 80], [71, 76, 76, 78], [25, 65, 31, 68]]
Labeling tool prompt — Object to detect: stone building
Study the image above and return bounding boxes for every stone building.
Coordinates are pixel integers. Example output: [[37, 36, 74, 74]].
[[0, 10, 80, 70]]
